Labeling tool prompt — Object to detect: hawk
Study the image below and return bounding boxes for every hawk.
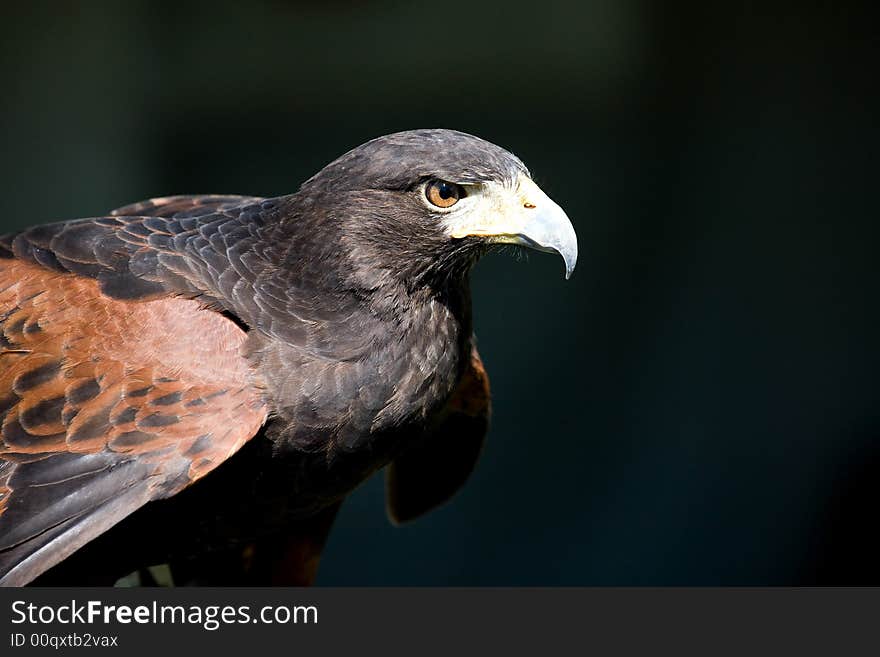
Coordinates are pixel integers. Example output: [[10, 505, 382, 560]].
[[0, 129, 576, 585]]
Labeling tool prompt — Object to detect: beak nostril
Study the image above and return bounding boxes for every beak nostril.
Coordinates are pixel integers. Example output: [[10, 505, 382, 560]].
[[523, 202, 536, 209]]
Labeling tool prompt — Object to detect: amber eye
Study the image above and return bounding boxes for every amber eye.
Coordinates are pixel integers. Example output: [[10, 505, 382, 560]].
[[425, 180, 465, 208]]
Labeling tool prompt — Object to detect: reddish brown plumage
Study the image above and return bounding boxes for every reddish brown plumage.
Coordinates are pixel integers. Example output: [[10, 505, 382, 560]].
[[447, 349, 491, 419], [0, 259, 266, 465], [0, 259, 267, 584]]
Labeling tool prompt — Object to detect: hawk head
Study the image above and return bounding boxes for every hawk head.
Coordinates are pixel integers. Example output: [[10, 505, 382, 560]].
[[297, 129, 577, 288]]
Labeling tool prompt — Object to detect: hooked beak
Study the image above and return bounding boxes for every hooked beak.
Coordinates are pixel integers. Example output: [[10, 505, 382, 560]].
[[446, 175, 578, 279]]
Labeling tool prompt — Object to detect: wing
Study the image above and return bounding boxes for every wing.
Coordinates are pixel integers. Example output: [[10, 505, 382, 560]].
[[4, 193, 372, 360], [385, 348, 491, 524], [0, 193, 273, 310], [0, 257, 267, 586]]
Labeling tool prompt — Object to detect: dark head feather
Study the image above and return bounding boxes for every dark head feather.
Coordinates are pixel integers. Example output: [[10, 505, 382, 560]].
[[299, 129, 529, 194], [280, 129, 527, 292]]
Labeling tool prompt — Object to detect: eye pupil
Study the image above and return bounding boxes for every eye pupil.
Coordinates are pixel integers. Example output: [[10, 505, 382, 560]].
[[425, 180, 464, 208]]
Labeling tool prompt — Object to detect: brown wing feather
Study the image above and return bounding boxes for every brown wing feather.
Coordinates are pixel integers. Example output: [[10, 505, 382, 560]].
[[0, 259, 267, 585], [385, 347, 491, 524], [110, 194, 262, 218]]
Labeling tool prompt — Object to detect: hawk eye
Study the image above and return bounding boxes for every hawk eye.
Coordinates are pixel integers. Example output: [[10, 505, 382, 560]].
[[425, 180, 465, 208]]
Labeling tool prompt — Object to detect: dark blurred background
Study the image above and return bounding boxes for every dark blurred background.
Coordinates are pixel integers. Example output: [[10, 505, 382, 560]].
[[1, 1, 877, 584]]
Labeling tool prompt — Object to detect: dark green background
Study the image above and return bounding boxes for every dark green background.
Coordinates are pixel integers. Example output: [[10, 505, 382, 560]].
[[1, 1, 877, 584]]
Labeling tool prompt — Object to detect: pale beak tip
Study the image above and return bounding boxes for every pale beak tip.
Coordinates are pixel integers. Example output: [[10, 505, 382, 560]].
[[563, 252, 577, 280]]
